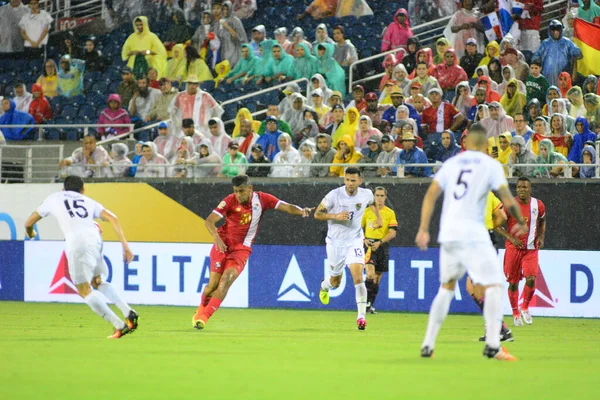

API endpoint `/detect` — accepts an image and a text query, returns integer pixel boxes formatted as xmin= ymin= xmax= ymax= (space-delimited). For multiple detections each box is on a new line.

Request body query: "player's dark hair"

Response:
xmin=374 ymin=186 xmax=387 ymax=194
xmin=232 ymin=174 xmax=250 ymax=187
xmin=517 ymin=176 xmax=531 ymax=185
xmin=345 ymin=167 xmax=361 ymax=177
xmin=468 ymin=123 xmax=487 ymax=136
xmin=64 ymin=176 xmax=84 ymax=193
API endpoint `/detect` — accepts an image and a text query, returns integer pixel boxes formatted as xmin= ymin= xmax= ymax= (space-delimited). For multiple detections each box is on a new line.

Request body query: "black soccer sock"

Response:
xmin=470 ymin=293 xmax=485 ymax=313
xmin=371 ymin=282 xmax=380 ymax=307
xmin=365 ymin=279 xmax=374 ymax=306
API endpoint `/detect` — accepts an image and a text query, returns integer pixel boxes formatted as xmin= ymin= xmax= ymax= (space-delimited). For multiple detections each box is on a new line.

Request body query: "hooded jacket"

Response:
xmin=354 ymin=115 xmax=383 ymax=150
xmin=232 ymin=108 xmax=261 ymax=138
xmin=217 ymin=1 xmax=248 ymax=68
xmin=292 ymin=43 xmax=318 ymax=80
xmin=136 ymin=142 xmax=168 ymax=178
xmin=166 ymin=44 xmax=186 ymax=82
xmin=402 ymin=37 xmax=421 ymax=75
xmin=110 ymin=143 xmax=132 ymax=178
xmin=582 ymin=74 xmax=600 ymax=96
xmin=473 ymin=75 xmax=501 ymax=104
xmin=330 ymin=134 xmax=363 ymax=177
xmin=271 ymin=132 xmax=301 ymax=178
xmin=262 ymin=44 xmax=295 ymax=78
xmin=500 ymin=78 xmax=528 ymax=118
xmin=163 ymin=9 xmax=194 ymax=44
xmin=568 ymin=116 xmax=597 ymax=163
xmin=432 ymin=48 xmax=468 ymax=90
xmin=122 ymin=16 xmax=168 ymax=78
xmin=535 ymin=138 xmax=568 ymax=177
xmin=98 ymin=94 xmax=131 ymax=136
xmin=510 ymin=135 xmax=537 ymax=177
xmin=226 ymin=43 xmax=258 ymax=83
xmin=382 ymin=8 xmax=414 ymax=52
xmin=315 ymin=43 xmax=346 ymax=95
xmin=579 ymin=145 xmax=596 ymax=178
xmin=307 ymin=73 xmax=333 ymax=107
xmin=0 ymin=99 xmax=34 ymax=140
xmin=433 ymin=131 xmax=461 ymax=163
xmin=433 ymin=38 xmax=450 ymax=65
xmin=311 ymin=133 xmax=337 ymax=177
xmin=481 ymin=102 xmax=515 ymax=139
xmin=256 ymin=117 xmax=282 ymax=161
xmin=478 ymin=41 xmax=500 ymax=70
xmin=28 ymin=84 xmax=52 ymax=124
xmin=532 ymin=20 xmax=582 ymax=87
xmin=498 ymin=65 xmax=526 ymax=96
xmin=196 ymin=139 xmax=222 ymax=177
xmin=558 ymin=71 xmax=573 ymax=98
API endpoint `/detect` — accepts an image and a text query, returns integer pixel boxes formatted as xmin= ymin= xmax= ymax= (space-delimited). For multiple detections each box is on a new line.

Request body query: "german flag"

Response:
xmin=573 ymin=18 xmax=600 ymax=76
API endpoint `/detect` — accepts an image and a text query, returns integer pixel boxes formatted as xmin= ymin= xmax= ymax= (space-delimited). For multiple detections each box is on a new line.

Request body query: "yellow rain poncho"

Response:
xmin=166 ymin=44 xmax=186 ymax=82
xmin=122 ymin=16 xmax=168 ymax=78
xmin=332 ymin=107 xmax=360 ymax=146
xmin=232 ymin=107 xmax=261 ymax=138
xmin=214 ymin=60 xmax=231 ymax=88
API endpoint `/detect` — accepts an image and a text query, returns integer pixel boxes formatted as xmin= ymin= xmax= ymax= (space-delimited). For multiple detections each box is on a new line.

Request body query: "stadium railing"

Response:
xmin=45 ymin=0 xmax=105 ymax=34
xmin=0 ymin=144 xmax=64 ymax=183
xmin=348 ymin=0 xmax=570 ymax=92
xmin=0 ymin=124 xmax=134 ymax=142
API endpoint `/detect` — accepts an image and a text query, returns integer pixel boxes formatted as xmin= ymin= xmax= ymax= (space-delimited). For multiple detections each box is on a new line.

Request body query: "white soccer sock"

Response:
xmin=422 ymin=287 xmax=454 ymax=349
xmin=321 ymin=278 xmax=334 ymax=292
xmin=84 ymin=292 xmax=126 ymax=330
xmin=97 ymin=281 xmax=132 ymax=317
xmin=483 ymin=286 xmax=503 ymax=350
xmin=355 ymin=282 xmax=367 ymax=319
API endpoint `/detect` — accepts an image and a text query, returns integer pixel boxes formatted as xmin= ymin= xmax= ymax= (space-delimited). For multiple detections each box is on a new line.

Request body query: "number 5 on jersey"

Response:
xmin=64 ymin=199 xmax=89 ymax=218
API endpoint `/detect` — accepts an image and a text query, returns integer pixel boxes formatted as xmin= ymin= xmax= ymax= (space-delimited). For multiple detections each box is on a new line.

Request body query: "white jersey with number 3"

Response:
xmin=434 ymin=150 xmax=508 ymax=243
xmin=36 ymin=191 xmax=105 ymax=249
xmin=321 ymin=186 xmax=374 ymax=243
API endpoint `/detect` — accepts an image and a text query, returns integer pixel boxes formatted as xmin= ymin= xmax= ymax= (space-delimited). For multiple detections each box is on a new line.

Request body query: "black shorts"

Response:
xmin=365 ymin=241 xmax=390 ymax=273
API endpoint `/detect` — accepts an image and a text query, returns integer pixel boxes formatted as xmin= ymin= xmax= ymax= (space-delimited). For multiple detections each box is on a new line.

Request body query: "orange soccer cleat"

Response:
xmin=192 ymin=313 xmax=207 ymax=330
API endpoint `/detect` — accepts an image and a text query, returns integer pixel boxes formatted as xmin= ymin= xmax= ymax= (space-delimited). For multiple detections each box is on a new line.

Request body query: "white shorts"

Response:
xmin=326 ymin=238 xmax=365 ymax=277
xmin=66 ymin=242 xmax=108 ymax=285
xmin=439 ymin=241 xmax=503 ymax=286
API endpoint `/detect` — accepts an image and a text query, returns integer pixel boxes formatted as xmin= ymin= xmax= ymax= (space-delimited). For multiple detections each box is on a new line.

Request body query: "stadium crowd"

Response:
xmin=0 ymin=0 xmax=599 ymax=179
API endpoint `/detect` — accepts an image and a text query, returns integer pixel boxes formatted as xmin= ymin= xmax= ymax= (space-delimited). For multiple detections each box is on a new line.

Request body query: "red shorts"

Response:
xmin=209 ymin=244 xmax=251 ymax=275
xmin=503 ymin=247 xmax=539 ymax=284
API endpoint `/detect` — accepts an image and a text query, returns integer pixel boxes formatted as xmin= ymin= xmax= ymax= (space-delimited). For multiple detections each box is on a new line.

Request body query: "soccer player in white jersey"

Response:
xmin=315 ymin=167 xmax=382 ymax=330
xmin=24 ymin=176 xmax=138 ymax=339
xmin=415 ymin=123 xmax=527 ymax=361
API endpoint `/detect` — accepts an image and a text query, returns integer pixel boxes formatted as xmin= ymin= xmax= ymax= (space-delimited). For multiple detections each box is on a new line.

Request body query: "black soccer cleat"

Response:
xmin=501 ymin=329 xmax=514 ymax=342
xmin=421 ymin=346 xmax=434 ymax=358
xmin=126 ymin=310 xmax=139 ymax=331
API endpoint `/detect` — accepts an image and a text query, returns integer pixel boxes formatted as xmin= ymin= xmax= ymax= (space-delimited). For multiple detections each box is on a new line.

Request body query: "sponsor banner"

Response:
xmin=250 ymin=246 xmax=600 ymax=318
xmin=57 ymin=17 xmax=96 ymax=32
xmin=24 ymin=241 xmax=248 ymax=308
xmin=0 ymin=241 xmax=24 ymax=301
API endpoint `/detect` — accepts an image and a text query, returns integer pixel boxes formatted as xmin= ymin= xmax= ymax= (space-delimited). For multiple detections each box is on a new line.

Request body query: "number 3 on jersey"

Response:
xmin=454 ymin=169 xmax=472 ymax=200
xmin=64 ymin=199 xmax=89 ymax=218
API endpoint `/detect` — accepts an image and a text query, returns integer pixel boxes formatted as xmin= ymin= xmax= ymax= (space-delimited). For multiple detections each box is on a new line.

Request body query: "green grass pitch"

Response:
xmin=1 ymin=302 xmax=599 ymax=400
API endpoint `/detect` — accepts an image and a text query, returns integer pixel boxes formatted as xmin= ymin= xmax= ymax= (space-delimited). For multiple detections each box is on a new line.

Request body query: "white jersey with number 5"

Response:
xmin=434 ymin=150 xmax=508 ymax=243
xmin=321 ymin=186 xmax=374 ymax=243
xmin=36 ymin=191 xmax=105 ymax=249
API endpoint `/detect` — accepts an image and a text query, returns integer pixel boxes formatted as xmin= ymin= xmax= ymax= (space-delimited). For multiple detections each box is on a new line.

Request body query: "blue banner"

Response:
xmin=0 ymin=241 xmax=24 ymax=301
xmin=248 ymin=245 xmax=480 ymax=313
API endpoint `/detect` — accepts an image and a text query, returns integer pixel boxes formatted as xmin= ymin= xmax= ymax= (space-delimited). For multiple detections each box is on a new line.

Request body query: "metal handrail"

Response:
xmin=0 ymin=124 xmax=133 ymax=141
xmin=220 ymin=78 xmax=310 ymax=108
xmin=48 ymin=0 xmax=104 ymax=34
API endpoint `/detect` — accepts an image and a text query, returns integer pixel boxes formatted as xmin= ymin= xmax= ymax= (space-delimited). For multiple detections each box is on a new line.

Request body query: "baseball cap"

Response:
xmin=158 ymin=122 xmax=168 ymax=129
xmin=331 ymin=91 xmax=343 ymax=98
xmin=120 ymin=66 xmax=133 ymax=74
xmin=381 ymin=134 xmax=394 ymax=143
xmin=252 ymin=25 xmax=266 ymax=34
xmin=410 ymin=81 xmax=422 ymax=89
xmin=332 ymin=104 xmax=344 ymax=112
xmin=251 ymin=144 xmax=263 ymax=152
xmin=352 ymin=84 xmax=364 ymax=92
xmin=365 ymin=92 xmax=378 ymax=101
xmin=428 ymin=88 xmax=443 ymax=96
xmin=228 ymin=142 xmax=239 ymax=149
xmin=182 ymin=118 xmax=195 ymax=128
xmin=466 ymin=38 xmax=477 ymax=46
xmin=265 ymin=115 xmax=278 ymax=123
xmin=366 ymin=137 xmax=379 ymax=144
xmin=311 ymin=88 xmax=323 ymax=97
xmin=390 ymin=87 xmax=404 ymax=96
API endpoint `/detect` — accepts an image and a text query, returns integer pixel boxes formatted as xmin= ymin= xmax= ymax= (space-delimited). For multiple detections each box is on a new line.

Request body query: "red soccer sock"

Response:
xmin=196 ymin=294 xmax=210 ymax=314
xmin=202 ymin=297 xmax=223 ymax=321
xmin=522 ymin=285 xmax=535 ymax=311
xmin=508 ymin=290 xmax=520 ymax=317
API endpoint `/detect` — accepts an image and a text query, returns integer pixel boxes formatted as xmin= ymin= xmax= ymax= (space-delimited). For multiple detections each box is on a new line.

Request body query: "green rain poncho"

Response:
xmin=292 ymin=42 xmax=317 ymax=80
xmin=262 ymin=44 xmax=294 ymax=79
xmin=315 ymin=43 xmax=346 ymax=96
xmin=534 ymin=138 xmax=568 ymax=177
xmin=226 ymin=44 xmax=258 ymax=83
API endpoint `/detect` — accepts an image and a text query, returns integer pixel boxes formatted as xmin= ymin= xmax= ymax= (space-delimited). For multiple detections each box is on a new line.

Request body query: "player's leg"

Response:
xmin=195 ymin=245 xmax=226 ymax=322
xmin=467 ymin=277 xmax=513 ymax=342
xmin=197 ymin=262 xmax=241 ymax=328
xmin=369 ymin=271 xmax=383 ymax=313
xmin=365 ymin=263 xmax=376 ymax=312
xmin=421 ymin=243 xmax=464 ymax=357
xmin=92 ymin=275 xmax=139 ymax=331
xmin=519 ymin=251 xmax=539 ymax=325
xmin=348 ymin=262 xmax=368 ymax=329
xmin=196 ymin=272 xmax=221 ymax=315
xmin=320 ymin=242 xmax=344 ymax=305
xmin=504 ymin=248 xmax=524 ymax=325
xmin=368 ymin=246 xmax=387 ymax=313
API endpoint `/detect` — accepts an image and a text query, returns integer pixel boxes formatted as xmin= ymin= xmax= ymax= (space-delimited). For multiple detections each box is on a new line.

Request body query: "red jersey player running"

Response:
xmin=499 ymin=177 xmax=546 ymax=326
xmin=193 ymin=175 xmax=313 ymax=330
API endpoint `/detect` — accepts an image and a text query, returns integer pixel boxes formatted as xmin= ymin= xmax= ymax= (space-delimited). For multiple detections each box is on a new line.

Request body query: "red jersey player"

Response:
xmin=499 ymin=177 xmax=546 ymax=327
xmin=192 ymin=175 xmax=313 ymax=330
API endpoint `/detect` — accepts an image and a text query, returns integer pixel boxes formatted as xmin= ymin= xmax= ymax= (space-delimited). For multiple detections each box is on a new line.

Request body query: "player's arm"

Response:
xmin=538 ymin=216 xmax=546 ymax=249
xmin=24 ymin=211 xmax=42 ymax=239
xmin=495 ymin=185 xmax=527 ymax=237
xmin=276 ymin=202 xmax=314 ymax=218
xmin=370 ymin=202 xmax=383 ymax=229
xmin=100 ymin=209 xmax=134 ymax=263
xmin=314 ymin=202 xmax=349 ymax=221
xmin=415 ymin=180 xmax=443 ymax=250
xmin=205 ymin=211 xmax=227 ymax=252
xmin=492 ymin=206 xmax=507 ymax=229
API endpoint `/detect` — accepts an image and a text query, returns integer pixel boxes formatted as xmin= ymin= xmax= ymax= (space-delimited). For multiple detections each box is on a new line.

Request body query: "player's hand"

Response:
xmin=334 ymin=211 xmax=351 ymax=221
xmin=538 ymin=237 xmax=544 ymax=249
xmin=511 ymin=221 xmax=528 ymax=239
xmin=509 ymin=236 xmax=524 ymax=249
xmin=123 ymin=246 xmax=134 ymax=264
xmin=215 ymin=236 xmax=228 ymax=253
xmin=415 ymin=230 xmax=430 ymax=251
xmin=301 ymin=207 xmax=314 ymax=218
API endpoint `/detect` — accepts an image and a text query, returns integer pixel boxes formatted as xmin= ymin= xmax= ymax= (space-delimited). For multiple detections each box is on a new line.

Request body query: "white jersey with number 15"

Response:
xmin=434 ymin=150 xmax=508 ymax=244
xmin=36 ymin=191 xmax=105 ymax=247
xmin=321 ymin=186 xmax=374 ymax=243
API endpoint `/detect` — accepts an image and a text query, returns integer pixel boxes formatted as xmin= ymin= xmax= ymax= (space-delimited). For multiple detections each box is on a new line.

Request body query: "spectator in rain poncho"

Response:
xmin=282 ymin=93 xmax=314 ymax=137
xmin=329 ymin=133 xmax=363 ymax=177
xmin=557 ymin=72 xmax=572 ymax=99
xmin=379 ymin=54 xmax=399 ymax=91
xmin=307 ymin=74 xmax=333 ymax=107
xmin=97 ymin=94 xmax=131 ymax=138
xmin=171 ymin=136 xmax=198 ymax=178
xmin=577 ymin=0 xmax=600 ymax=23
xmin=332 ymin=106 xmax=360 ymax=146
xmin=136 ymin=142 xmax=168 ymax=178
xmin=270 ymin=133 xmax=301 ymax=178
xmin=477 ymin=40 xmax=500 ymax=71
xmin=275 ymin=28 xmax=292 ymax=54
xmin=312 ymin=23 xmax=335 ymax=48
xmin=0 ymin=0 xmax=29 ymax=54
xmin=532 ymin=20 xmax=581 ymax=87
xmin=444 ymin=0 xmax=484 ymax=58
xmin=332 ymin=25 xmax=358 ymax=67
xmin=582 ymin=75 xmax=600 ymax=96
xmin=292 ymin=43 xmax=317 ymax=81
xmin=497 ymin=65 xmax=526 ymax=97
xmin=196 ymin=139 xmax=222 ymax=177
xmin=567 ymin=86 xmax=587 ymax=119
xmin=218 ymin=1 xmax=248 ymax=69
xmin=408 ymin=48 xmax=434 ymax=79
xmin=191 ymin=11 xmax=220 ymax=68
xmin=500 ymin=79 xmax=528 ymax=118
xmin=278 ymin=82 xmax=301 ymax=116
xmin=452 ymin=81 xmax=473 ymax=119
xmin=572 ymin=145 xmax=596 ymax=179
xmin=481 ymin=102 xmax=514 ymax=139
xmin=234 ymin=118 xmax=260 ymax=158
xmin=568 ymin=117 xmax=597 ymax=164
xmin=433 ymin=37 xmax=450 ymax=66
xmin=392 ymin=64 xmax=411 ymax=97
xmin=13 ymin=82 xmax=32 ymax=113
xmin=163 ymin=10 xmax=194 ymax=48
xmin=222 ymin=44 xmax=258 ymax=85
xmin=509 ymin=135 xmax=537 ymax=178
xmin=153 ymin=122 xmax=180 ymax=161
xmin=297 ymin=140 xmax=316 ymax=177
xmin=230 ymin=0 xmax=257 ymax=19
xmin=166 ymin=44 xmax=186 ymax=84
xmin=207 ymin=117 xmax=232 ymax=158
xmin=59 ymin=135 xmax=111 ymax=178
xmin=534 ymin=138 xmax=568 ymax=178
xmin=0 ymin=98 xmax=34 ymax=140
xmin=381 ymin=8 xmax=414 ymax=52
xmin=122 ymin=16 xmax=168 ymax=79
xmin=258 ymin=44 xmax=294 ymax=84
xmin=288 ymin=27 xmax=313 ymax=56
xmin=432 ymin=48 xmax=468 ymax=91
xmin=57 ymin=55 xmax=85 ymax=97
xmin=433 ymin=130 xmax=461 ymax=163
xmin=472 ymin=75 xmax=501 ymax=103
xmin=28 ymin=84 xmax=52 ymax=124
xmin=232 ymin=108 xmax=261 ymax=138
xmin=183 ymin=46 xmax=213 ymax=82
xmin=256 ymin=116 xmax=283 ymax=161
xmin=584 ymin=93 xmax=600 ymax=133
xmin=354 ymin=115 xmax=383 ymax=150
xmin=474 ymin=104 xmax=489 ymax=123
xmin=315 ymin=43 xmax=346 ymax=95
xmin=550 ymin=99 xmax=575 ymax=133
xmin=110 ymin=143 xmax=133 ymax=178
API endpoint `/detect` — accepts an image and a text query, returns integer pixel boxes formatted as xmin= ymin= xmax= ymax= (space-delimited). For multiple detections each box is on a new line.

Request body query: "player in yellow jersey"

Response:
xmin=362 ymin=187 xmax=398 ymax=314
xmin=467 ymin=192 xmax=514 ymax=342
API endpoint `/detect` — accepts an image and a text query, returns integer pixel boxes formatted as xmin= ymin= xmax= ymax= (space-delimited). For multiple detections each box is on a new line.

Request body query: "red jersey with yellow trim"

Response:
xmin=212 ymin=191 xmax=281 ymax=248
xmin=506 ymin=196 xmax=545 ymax=251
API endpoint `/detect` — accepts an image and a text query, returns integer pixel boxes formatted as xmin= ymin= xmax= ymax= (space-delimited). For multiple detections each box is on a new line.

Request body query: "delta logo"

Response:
xmin=49 ymin=252 xmax=77 ymax=294
xmin=519 ymin=266 xmax=555 ymax=308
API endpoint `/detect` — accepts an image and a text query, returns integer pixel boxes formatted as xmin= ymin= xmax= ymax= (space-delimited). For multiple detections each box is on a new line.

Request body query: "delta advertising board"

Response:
xmin=16 ymin=241 xmax=600 ymax=318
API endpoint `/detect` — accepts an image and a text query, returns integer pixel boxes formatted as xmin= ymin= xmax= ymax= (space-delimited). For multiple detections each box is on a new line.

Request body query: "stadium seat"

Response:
xmin=78 ymin=105 xmax=96 ymax=121
xmin=44 ymin=128 xmax=61 ymax=141
xmin=60 ymin=105 xmax=79 ymax=121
